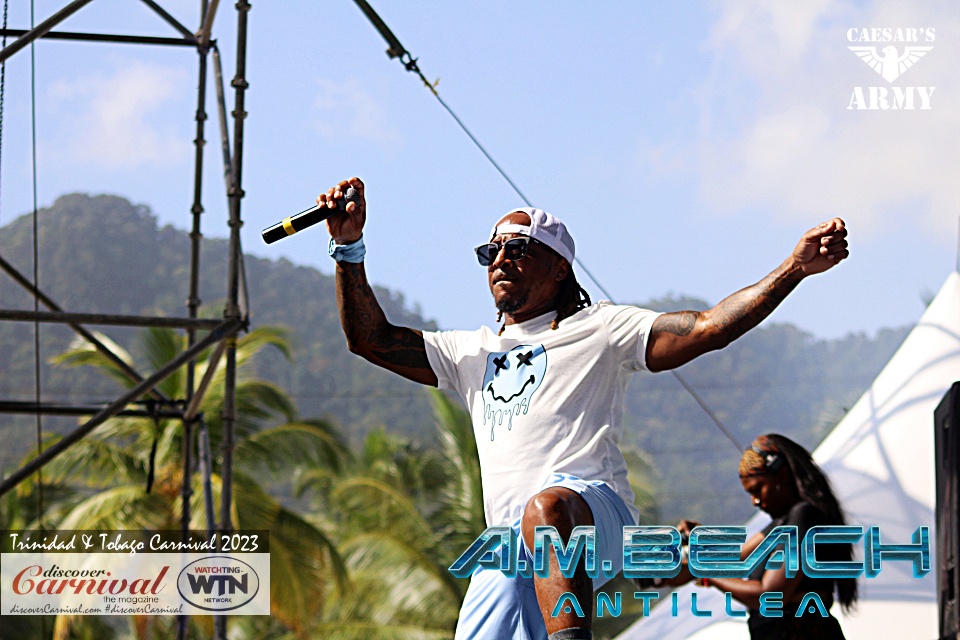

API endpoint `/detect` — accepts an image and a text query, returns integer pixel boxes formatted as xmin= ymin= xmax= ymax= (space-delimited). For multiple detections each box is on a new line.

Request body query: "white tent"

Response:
xmin=619 ymin=271 xmax=960 ymax=640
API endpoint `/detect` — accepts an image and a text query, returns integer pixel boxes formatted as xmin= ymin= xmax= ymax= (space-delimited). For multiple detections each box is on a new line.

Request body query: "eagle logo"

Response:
xmin=481 ymin=344 xmax=547 ymax=440
xmin=848 ymin=45 xmax=933 ymax=83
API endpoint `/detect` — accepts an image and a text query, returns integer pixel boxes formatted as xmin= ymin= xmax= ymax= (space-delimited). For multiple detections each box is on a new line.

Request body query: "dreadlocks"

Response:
xmin=550 ymin=268 xmax=591 ymax=330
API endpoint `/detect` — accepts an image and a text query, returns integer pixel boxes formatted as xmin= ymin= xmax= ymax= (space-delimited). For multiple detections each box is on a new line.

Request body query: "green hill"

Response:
xmin=0 ymin=194 xmax=437 ymax=464
xmin=622 ymin=295 xmax=908 ymax=523
xmin=0 ymin=194 xmax=909 ymax=524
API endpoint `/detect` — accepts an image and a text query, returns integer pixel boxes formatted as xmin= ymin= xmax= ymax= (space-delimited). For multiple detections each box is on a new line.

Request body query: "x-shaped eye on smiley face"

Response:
xmin=493 ymin=350 xmax=535 ymax=374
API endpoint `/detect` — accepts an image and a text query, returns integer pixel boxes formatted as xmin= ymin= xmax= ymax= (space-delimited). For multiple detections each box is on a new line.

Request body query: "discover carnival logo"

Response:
xmin=2 ymin=530 xmax=271 ymax=616
xmin=846 ymin=27 xmax=935 ymax=110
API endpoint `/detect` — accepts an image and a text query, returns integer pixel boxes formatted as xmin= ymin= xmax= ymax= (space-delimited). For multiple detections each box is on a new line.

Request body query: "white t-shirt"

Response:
xmin=423 ymin=301 xmax=661 ymax=528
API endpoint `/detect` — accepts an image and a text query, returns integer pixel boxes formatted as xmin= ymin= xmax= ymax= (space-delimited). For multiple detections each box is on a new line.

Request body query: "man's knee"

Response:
xmin=521 ymin=487 xmax=593 ymax=538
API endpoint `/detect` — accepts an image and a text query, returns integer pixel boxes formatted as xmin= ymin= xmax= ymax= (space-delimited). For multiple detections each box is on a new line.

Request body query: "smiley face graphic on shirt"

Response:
xmin=481 ymin=344 xmax=547 ymax=440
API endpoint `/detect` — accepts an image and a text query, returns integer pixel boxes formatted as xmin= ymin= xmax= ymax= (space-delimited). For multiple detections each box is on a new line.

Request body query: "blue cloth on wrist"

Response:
xmin=328 ymin=235 xmax=365 ymax=263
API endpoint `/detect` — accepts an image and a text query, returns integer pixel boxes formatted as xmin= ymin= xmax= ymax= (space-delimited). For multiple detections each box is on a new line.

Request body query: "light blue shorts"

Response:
xmin=453 ymin=473 xmax=635 ymax=640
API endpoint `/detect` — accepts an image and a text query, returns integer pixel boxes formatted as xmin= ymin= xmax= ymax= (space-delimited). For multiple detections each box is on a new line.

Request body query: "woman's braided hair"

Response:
xmin=741 ymin=433 xmax=859 ymax=612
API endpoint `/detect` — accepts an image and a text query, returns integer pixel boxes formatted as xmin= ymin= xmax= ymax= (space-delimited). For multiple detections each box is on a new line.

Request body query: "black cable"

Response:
xmin=432 ymin=93 xmax=532 ymax=207
xmin=30 ymin=0 xmax=47 ymax=529
xmin=671 ymin=372 xmax=744 ymax=451
xmin=0 ymin=0 xmax=7 ymax=222
xmin=29 ymin=5 xmax=49 ymax=639
xmin=352 ymin=1 xmax=742 ymax=454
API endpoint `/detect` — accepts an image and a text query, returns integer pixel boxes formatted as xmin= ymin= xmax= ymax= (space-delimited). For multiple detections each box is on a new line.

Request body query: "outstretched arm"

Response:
xmin=645 ymin=219 xmax=849 ymax=372
xmin=696 ymin=530 xmax=804 ymax=608
xmin=322 ymin=178 xmax=439 ymax=387
xmin=704 ymin=567 xmax=804 ymax=610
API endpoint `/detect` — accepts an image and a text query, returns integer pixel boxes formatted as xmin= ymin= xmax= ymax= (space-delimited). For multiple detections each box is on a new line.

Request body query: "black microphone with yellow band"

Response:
xmin=261 ymin=187 xmax=359 ymax=244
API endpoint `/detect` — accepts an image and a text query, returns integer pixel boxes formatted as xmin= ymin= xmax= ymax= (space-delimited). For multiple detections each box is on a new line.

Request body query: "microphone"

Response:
xmin=261 ymin=187 xmax=360 ymax=244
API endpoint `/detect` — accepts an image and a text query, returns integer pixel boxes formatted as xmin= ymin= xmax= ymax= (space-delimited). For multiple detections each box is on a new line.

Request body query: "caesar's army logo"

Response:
xmin=847 ymin=27 xmax=935 ymax=110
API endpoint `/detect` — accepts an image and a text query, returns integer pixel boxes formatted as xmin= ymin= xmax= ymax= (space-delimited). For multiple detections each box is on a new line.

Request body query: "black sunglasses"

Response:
xmin=475 ymin=237 xmax=543 ymax=266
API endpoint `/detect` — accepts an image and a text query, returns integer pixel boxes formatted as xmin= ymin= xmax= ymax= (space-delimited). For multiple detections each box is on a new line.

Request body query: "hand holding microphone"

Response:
xmin=261 ymin=177 xmax=365 ymax=244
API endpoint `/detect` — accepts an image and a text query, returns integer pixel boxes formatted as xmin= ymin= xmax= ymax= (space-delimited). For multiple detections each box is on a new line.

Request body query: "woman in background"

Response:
xmin=687 ymin=434 xmax=858 ymax=640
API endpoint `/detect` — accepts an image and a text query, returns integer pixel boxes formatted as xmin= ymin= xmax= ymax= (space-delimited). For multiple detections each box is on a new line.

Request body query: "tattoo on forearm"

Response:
xmin=653 ymin=311 xmax=699 ymax=337
xmin=709 ymin=267 xmax=802 ymax=343
xmin=337 ymin=263 xmax=432 ymax=371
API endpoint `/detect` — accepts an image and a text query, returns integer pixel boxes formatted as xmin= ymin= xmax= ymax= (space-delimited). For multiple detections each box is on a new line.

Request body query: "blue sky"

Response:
xmin=0 ymin=0 xmax=956 ymax=338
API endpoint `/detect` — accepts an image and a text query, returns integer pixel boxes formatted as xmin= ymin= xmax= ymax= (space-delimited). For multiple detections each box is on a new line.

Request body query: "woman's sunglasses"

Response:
xmin=474 ymin=237 xmax=543 ymax=266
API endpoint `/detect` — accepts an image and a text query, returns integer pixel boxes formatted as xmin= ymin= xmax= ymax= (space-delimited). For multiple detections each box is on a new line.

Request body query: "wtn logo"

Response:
xmin=846 ymin=27 xmax=935 ymax=110
xmin=177 ymin=556 xmax=261 ymax=612
xmin=186 ymin=572 xmax=249 ymax=596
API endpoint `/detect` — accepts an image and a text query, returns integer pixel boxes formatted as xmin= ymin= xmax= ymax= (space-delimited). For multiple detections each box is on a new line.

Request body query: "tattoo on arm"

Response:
xmin=652 ymin=310 xmax=699 ymax=337
xmin=369 ymin=327 xmax=432 ymax=370
xmin=646 ymin=261 xmax=803 ymax=371
xmin=708 ymin=265 xmax=803 ymax=344
xmin=336 ymin=263 xmax=433 ymax=373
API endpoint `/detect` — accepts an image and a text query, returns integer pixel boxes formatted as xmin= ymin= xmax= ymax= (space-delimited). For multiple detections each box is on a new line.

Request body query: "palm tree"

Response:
xmin=41 ymin=326 xmax=350 ymax=638
xmin=287 ymin=389 xmax=484 ymax=640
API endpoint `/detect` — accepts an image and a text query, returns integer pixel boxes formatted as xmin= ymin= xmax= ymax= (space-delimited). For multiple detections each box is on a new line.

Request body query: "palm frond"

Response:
xmin=154 ymin=417 xmax=185 ymax=468
xmin=341 ymin=531 xmax=464 ymax=610
xmin=199 ymin=325 xmax=293 ymax=388
xmin=268 ymin=506 xmax=349 ymax=633
xmin=41 ymin=433 xmax=146 ymax=489
xmin=50 ymin=331 xmax=137 ymax=389
xmin=230 ymin=478 xmax=347 ymax=632
xmin=57 ymin=485 xmax=172 ymax=530
xmin=331 ymin=477 xmax=434 ymax=546
xmin=621 ymin=446 xmax=661 ymax=524
xmin=293 ymin=467 xmax=341 ymax=502
xmin=234 ymin=380 xmax=299 ymax=428
xmin=139 ymin=326 xmax=185 ymax=398
xmin=429 ymin=390 xmax=485 ymax=559
xmin=236 ymin=325 xmax=294 ymax=363
xmin=2 ymin=481 xmax=75 ymax=534
xmin=199 ymin=379 xmax=298 ymax=443
xmin=237 ymin=419 xmax=351 ymax=477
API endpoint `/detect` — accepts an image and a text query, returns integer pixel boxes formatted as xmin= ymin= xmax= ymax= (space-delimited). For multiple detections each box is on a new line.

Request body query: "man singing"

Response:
xmin=319 ymin=177 xmax=849 ymax=640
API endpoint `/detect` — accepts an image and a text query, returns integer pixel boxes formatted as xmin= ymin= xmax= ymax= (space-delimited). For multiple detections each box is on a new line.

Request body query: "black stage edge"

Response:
xmin=936 ymin=381 xmax=960 ymax=640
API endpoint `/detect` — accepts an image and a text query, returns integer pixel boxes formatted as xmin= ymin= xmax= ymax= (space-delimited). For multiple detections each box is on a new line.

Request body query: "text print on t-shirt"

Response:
xmin=481 ymin=344 xmax=547 ymax=439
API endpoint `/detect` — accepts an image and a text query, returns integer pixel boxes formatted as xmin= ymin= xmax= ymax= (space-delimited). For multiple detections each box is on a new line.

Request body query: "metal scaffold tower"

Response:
xmin=0 ymin=1 xmax=251 ymax=638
